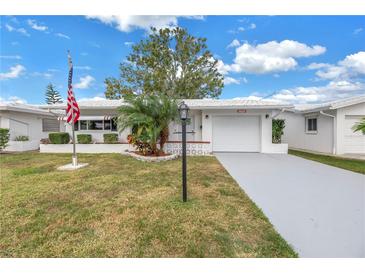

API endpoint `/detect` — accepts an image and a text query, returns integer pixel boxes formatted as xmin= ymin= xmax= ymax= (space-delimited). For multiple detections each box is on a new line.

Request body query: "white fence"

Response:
xmin=164 ymin=142 xmax=211 ymax=156
xmin=40 ymin=144 xmax=131 ymax=154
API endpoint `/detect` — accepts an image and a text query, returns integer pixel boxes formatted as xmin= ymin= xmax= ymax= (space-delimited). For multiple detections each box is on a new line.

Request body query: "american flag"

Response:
xmin=66 ymin=51 xmax=80 ymax=124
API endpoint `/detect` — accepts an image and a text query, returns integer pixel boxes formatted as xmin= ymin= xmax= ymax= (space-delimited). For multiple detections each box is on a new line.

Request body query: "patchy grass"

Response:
xmin=0 ymin=152 xmax=296 ymax=258
xmin=289 ymin=149 xmax=365 ymax=174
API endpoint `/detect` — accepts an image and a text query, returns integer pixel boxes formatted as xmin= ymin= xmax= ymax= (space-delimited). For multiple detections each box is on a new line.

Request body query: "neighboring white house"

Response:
xmin=39 ymin=99 xmax=292 ymax=154
xmin=0 ymin=103 xmax=63 ymax=151
xmin=275 ymin=95 xmax=365 ymax=155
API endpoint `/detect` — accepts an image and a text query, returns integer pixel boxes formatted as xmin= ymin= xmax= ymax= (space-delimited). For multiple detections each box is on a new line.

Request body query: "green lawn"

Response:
xmin=0 ymin=152 xmax=296 ymax=258
xmin=289 ymin=149 xmax=365 ymax=174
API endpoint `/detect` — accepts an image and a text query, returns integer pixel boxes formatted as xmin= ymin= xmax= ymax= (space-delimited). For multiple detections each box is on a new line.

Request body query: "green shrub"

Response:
xmin=15 ymin=135 xmax=29 ymax=141
xmin=77 ymin=134 xmax=92 ymax=144
xmin=0 ymin=128 xmax=10 ymax=151
xmin=272 ymin=119 xmax=285 ymax=144
xmin=49 ymin=132 xmax=70 ymax=144
xmin=103 ymin=133 xmax=118 ymax=144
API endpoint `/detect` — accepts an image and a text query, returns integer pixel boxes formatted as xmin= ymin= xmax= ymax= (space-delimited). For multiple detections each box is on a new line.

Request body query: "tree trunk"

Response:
xmin=159 ymin=127 xmax=169 ymax=152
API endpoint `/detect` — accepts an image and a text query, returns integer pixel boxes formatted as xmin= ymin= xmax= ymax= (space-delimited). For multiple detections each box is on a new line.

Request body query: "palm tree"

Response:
xmin=352 ymin=117 xmax=365 ymax=134
xmin=118 ymin=94 xmax=178 ymax=155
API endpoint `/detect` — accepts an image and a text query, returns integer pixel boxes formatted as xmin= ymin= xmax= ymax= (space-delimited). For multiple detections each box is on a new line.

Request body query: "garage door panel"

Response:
xmin=212 ymin=116 xmax=260 ymax=152
xmin=344 ymin=116 xmax=365 ymax=154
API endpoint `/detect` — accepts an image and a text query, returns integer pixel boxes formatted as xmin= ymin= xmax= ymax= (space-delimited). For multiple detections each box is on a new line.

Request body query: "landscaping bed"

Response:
xmin=0 ymin=152 xmax=296 ymax=257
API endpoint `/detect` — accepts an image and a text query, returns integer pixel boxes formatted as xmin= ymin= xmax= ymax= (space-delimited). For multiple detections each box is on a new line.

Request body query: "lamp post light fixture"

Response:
xmin=178 ymin=101 xmax=189 ymax=202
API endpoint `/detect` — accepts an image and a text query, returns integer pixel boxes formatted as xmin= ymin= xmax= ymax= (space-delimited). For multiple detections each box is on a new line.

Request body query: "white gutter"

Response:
xmin=319 ymin=111 xmax=336 ymax=154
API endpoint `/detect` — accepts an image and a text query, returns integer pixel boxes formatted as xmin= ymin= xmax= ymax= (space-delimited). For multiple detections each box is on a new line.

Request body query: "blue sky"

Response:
xmin=1 ymin=15 xmax=364 ymax=104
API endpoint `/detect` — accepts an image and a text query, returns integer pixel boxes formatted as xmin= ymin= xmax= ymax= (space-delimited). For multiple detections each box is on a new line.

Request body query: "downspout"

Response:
xmin=319 ymin=111 xmax=336 ymax=154
xmin=272 ymin=108 xmax=288 ymax=119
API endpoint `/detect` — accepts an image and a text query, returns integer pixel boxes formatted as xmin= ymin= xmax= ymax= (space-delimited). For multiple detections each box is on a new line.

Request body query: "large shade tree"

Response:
xmin=105 ymin=27 xmax=224 ymax=99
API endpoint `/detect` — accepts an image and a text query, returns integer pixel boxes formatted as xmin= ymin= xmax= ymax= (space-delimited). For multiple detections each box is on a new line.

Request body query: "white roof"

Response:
xmin=38 ymin=99 xmax=124 ymax=110
xmin=294 ymin=95 xmax=365 ymax=113
xmin=183 ymin=99 xmax=292 ymax=109
xmin=38 ymin=98 xmax=292 ymax=110
xmin=0 ymin=102 xmax=59 ymax=116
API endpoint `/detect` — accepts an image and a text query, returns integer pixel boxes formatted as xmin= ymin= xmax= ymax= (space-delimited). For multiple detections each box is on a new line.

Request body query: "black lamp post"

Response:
xmin=178 ymin=101 xmax=189 ymax=202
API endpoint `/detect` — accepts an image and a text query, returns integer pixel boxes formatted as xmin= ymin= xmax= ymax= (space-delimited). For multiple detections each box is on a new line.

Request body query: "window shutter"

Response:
xmin=42 ymin=119 xmax=60 ymax=132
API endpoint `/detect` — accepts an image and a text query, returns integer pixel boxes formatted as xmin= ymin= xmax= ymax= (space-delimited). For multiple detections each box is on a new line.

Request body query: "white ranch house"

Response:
xmin=39 ymin=99 xmax=291 ymax=154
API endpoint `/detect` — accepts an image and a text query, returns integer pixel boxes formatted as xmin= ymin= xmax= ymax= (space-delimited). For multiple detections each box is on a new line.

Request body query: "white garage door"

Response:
xmin=344 ymin=116 xmax=365 ymax=154
xmin=212 ymin=115 xmax=260 ymax=152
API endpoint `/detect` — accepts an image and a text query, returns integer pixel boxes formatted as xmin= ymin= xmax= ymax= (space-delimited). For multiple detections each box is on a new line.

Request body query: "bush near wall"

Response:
xmin=103 ymin=133 xmax=118 ymax=144
xmin=14 ymin=135 xmax=29 ymax=141
xmin=0 ymin=128 xmax=10 ymax=151
xmin=272 ymin=119 xmax=285 ymax=144
xmin=77 ymin=134 xmax=92 ymax=144
xmin=49 ymin=132 xmax=70 ymax=144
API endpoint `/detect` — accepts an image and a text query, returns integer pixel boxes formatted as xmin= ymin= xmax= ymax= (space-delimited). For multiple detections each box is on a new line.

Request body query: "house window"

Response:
xmin=306 ymin=117 xmax=317 ymax=133
xmin=80 ymin=120 xmax=88 ymax=130
xmin=111 ymin=118 xmax=118 ymax=131
xmin=104 ymin=119 xmax=111 ymax=130
xmin=88 ymin=120 xmax=103 ymax=130
xmin=42 ymin=119 xmax=60 ymax=132
xmin=76 ymin=118 xmax=117 ymax=131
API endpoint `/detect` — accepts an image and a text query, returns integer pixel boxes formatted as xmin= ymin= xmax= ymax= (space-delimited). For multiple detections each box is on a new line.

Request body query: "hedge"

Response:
xmin=77 ymin=134 xmax=92 ymax=144
xmin=49 ymin=132 xmax=70 ymax=144
xmin=0 ymin=128 xmax=10 ymax=150
xmin=103 ymin=133 xmax=118 ymax=144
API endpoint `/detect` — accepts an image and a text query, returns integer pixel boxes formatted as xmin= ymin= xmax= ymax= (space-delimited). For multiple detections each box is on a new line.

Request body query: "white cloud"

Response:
xmin=224 ymin=77 xmax=240 ymax=85
xmin=242 ymin=77 xmax=248 ymax=83
xmin=86 ymin=15 xmax=204 ymax=33
xmin=55 ymin=33 xmax=70 ymax=39
xmin=238 ymin=27 xmax=245 ymax=32
xmin=74 ymin=75 xmax=95 ymax=89
xmin=124 ymin=41 xmax=134 ymax=46
xmin=78 ymin=96 xmax=106 ymax=102
xmin=227 ymin=39 xmax=240 ymax=49
xmin=353 ymin=28 xmax=363 ymax=35
xmin=309 ymin=51 xmax=365 ymax=81
xmin=339 ymin=51 xmax=365 ymax=74
xmin=30 ymin=72 xmax=53 ymax=79
xmin=249 ymin=23 xmax=256 ymax=30
xmin=229 ymin=40 xmax=326 ymax=74
xmin=86 ymin=15 xmax=178 ymax=32
xmin=5 ymin=24 xmax=30 ymax=37
xmin=74 ymin=66 xmax=92 ymax=70
xmin=0 ymin=64 xmax=26 ymax=80
xmin=215 ymin=59 xmax=231 ymax=75
xmin=0 ymin=55 xmax=21 ymax=60
xmin=27 ymin=19 xmax=48 ymax=31
xmin=0 ymin=96 xmax=27 ymax=104
xmin=271 ymin=80 xmax=365 ymax=104
xmin=81 ymin=52 xmax=88 ymax=56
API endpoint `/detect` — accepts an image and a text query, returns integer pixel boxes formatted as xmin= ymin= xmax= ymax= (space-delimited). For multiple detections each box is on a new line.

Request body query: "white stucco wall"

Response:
xmin=335 ymin=102 xmax=365 ymax=155
xmin=200 ymin=109 xmax=282 ymax=153
xmin=277 ymin=111 xmax=334 ymax=154
xmin=0 ymin=111 xmax=60 ymax=142
xmin=278 ymin=102 xmax=365 ymax=155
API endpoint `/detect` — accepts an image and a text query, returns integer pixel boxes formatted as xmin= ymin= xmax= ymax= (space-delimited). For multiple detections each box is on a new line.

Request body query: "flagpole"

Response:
xmin=72 ymin=112 xmax=77 ymax=167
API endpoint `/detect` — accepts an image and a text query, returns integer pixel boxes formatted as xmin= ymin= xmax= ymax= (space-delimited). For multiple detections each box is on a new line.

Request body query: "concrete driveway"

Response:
xmin=215 ymin=152 xmax=365 ymax=258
